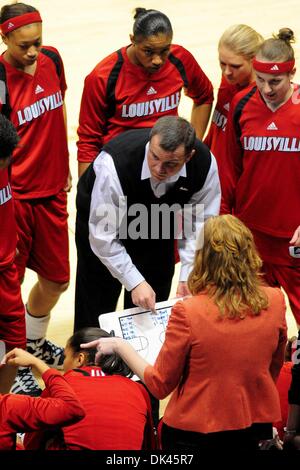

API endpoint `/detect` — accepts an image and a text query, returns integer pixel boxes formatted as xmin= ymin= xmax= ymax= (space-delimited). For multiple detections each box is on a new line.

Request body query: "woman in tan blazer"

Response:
xmin=82 ymin=215 xmax=287 ymax=451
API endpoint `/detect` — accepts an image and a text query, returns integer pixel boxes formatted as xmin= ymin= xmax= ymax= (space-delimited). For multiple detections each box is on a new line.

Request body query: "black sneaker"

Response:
xmin=10 ymin=367 xmax=42 ymax=396
xmin=27 ymin=337 xmax=64 ymax=370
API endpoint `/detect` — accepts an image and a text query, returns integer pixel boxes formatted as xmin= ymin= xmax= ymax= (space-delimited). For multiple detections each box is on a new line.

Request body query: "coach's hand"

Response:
xmin=131 ymin=281 xmax=156 ymax=313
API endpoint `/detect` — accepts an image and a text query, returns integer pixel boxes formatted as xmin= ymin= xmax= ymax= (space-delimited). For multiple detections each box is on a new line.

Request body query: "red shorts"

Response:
xmin=14 ymin=191 xmax=70 ymax=283
xmin=251 ymin=230 xmax=300 ymax=325
xmin=0 ymin=263 xmax=26 ymax=350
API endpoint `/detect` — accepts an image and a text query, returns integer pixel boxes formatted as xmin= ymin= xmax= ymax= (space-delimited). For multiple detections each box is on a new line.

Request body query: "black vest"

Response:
xmin=76 ymin=128 xmax=211 ymax=279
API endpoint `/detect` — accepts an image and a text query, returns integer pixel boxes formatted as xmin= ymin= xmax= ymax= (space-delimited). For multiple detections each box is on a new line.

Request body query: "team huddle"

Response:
xmin=0 ymin=1 xmax=300 ymax=452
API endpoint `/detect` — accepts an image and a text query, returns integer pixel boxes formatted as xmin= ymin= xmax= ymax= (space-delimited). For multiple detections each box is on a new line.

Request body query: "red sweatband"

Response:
xmin=1 ymin=12 xmax=42 ymax=35
xmin=253 ymin=58 xmax=295 ymax=74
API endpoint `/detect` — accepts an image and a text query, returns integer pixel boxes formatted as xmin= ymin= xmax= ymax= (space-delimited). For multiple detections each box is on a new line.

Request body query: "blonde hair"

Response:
xmin=188 ymin=215 xmax=268 ymax=319
xmin=256 ymin=28 xmax=295 ymax=62
xmin=218 ymin=24 xmax=264 ymax=60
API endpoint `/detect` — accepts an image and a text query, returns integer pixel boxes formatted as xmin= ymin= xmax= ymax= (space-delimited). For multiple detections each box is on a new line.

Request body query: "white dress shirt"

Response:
xmin=89 ymin=143 xmax=221 ymax=292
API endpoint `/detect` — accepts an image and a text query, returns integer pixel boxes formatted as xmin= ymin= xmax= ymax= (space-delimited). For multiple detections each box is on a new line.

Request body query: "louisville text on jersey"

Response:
xmin=0 ymin=183 xmax=12 ymax=206
xmin=17 ymin=91 xmax=63 ymax=125
xmin=243 ymin=136 xmax=300 ymax=152
xmin=121 ymin=92 xmax=180 ymax=118
xmin=211 ymin=108 xmax=227 ymax=131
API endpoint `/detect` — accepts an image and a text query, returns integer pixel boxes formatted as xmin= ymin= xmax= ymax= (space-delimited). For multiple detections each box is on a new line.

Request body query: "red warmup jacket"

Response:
xmin=221 ymin=83 xmax=300 ymax=239
xmin=0 ymin=47 xmax=69 ymax=199
xmin=0 ymin=369 xmax=85 ymax=450
xmin=77 ymin=44 xmax=213 ymax=163
xmin=24 ymin=366 xmax=156 ymax=450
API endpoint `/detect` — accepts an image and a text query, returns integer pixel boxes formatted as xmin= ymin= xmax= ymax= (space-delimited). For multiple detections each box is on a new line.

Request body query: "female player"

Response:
xmin=81 ymin=215 xmax=287 ymax=451
xmin=77 ymin=7 xmax=213 ymax=176
xmin=204 ymin=24 xmax=263 ymax=183
xmin=1 ymin=348 xmax=84 ymax=450
xmin=221 ymin=28 xmax=300 ymax=329
xmin=0 ymin=2 xmax=71 ymax=394
xmin=23 ymin=328 xmax=155 ymax=450
xmin=0 ymin=114 xmax=24 ymax=394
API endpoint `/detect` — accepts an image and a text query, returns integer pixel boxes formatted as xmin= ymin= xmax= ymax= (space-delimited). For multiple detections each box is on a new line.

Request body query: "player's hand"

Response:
xmin=4 ymin=348 xmax=49 ymax=374
xmin=131 ymin=281 xmax=157 ymax=313
xmin=63 ymin=170 xmax=72 ymax=192
xmin=176 ymin=281 xmax=190 ymax=297
xmin=290 ymin=226 xmax=300 ymax=247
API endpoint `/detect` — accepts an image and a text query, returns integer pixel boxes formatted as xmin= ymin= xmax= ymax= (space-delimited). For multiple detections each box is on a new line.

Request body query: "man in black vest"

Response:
xmin=75 ymin=116 xmax=220 ymax=330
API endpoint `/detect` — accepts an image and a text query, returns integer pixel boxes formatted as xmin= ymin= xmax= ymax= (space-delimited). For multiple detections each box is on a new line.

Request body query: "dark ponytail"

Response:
xmin=132 ymin=7 xmax=173 ymax=41
xmin=67 ymin=327 xmax=133 ymax=378
xmin=0 ymin=2 xmax=38 ymax=24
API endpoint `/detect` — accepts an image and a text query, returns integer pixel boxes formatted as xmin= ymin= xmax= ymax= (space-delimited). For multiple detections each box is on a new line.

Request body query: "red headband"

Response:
xmin=1 ymin=12 xmax=42 ymax=35
xmin=253 ymin=58 xmax=295 ymax=74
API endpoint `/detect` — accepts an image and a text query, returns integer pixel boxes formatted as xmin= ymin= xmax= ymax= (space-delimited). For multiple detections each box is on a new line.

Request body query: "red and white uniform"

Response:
xmin=222 ymin=83 xmax=300 ymax=237
xmin=0 ymin=46 xmax=68 ymax=199
xmin=24 ymin=366 xmax=154 ymax=450
xmin=0 ymin=369 xmax=85 ymax=450
xmin=221 ymin=83 xmax=300 ymax=322
xmin=204 ymin=76 xmax=253 ymax=185
xmin=77 ymin=44 xmax=213 ymax=163
xmin=0 ymin=47 xmax=70 ymax=283
xmin=0 ymin=167 xmax=25 ymax=349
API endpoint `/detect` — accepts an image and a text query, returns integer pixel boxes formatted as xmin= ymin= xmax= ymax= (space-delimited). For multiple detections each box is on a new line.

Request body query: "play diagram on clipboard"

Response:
xmin=99 ymin=298 xmax=181 ymax=366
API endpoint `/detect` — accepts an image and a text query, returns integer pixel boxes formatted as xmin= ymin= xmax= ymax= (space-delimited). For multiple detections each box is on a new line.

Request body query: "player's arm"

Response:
xmin=4 ymin=349 xmax=85 ymax=431
xmin=77 ymin=71 xmax=108 ymax=177
xmin=179 ymin=46 xmax=214 ymax=139
xmin=220 ymin=97 xmax=244 ymax=214
xmin=178 ymin=153 xmax=221 ymax=289
xmin=62 ymin=102 xmax=72 ymax=191
xmin=191 ymin=102 xmax=212 ymax=140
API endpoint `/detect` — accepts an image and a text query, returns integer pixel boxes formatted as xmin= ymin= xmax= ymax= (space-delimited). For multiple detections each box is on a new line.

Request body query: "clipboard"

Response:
xmin=99 ymin=298 xmax=181 ymax=366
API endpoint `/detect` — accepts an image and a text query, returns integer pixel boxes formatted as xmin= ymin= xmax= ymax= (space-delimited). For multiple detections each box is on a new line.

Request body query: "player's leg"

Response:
xmin=271 ymin=265 xmax=300 ymax=330
xmin=23 ymin=192 xmax=70 ymax=368
xmin=12 ymin=193 xmax=69 ymax=395
xmin=25 ymin=275 xmax=69 ymax=368
xmin=0 ymin=264 xmax=34 ymax=395
xmin=261 ymin=261 xmax=281 ymax=288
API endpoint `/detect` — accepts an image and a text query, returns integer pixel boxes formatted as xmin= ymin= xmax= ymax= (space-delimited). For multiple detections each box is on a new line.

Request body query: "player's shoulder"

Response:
xmin=40 ymin=45 xmax=61 ymax=57
xmin=169 ymin=44 xmax=196 ymax=61
xmin=91 ymin=46 xmax=126 ymax=75
xmin=231 ymin=83 xmax=258 ymax=111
